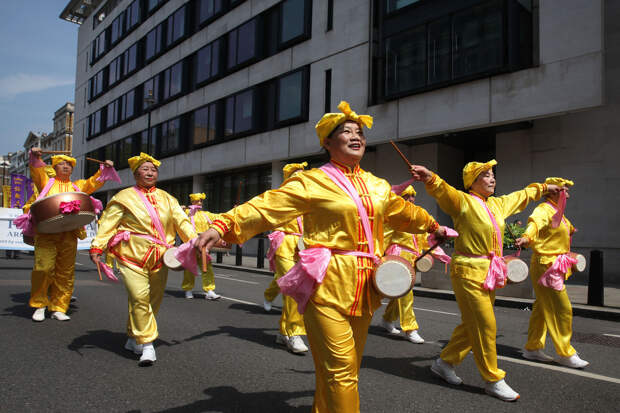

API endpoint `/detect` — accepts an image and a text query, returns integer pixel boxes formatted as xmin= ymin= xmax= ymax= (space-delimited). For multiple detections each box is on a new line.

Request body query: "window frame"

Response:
xmin=274 ymin=66 xmax=309 ymax=127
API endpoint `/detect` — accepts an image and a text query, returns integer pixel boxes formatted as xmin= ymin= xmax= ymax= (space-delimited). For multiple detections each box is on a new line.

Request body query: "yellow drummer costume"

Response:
xmin=90 ymin=154 xmax=196 ymax=349
xmin=521 ymin=178 xmax=588 ymax=367
xmin=263 ymin=163 xmax=308 ymax=353
xmin=209 ymin=102 xmax=439 ymax=413
xmin=182 ymin=193 xmax=220 ymax=300
xmin=425 ymin=160 xmax=547 ymax=396
xmin=28 ymin=153 xmax=105 ymax=319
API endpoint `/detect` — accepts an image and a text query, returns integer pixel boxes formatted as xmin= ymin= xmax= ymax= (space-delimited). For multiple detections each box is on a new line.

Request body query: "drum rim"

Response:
xmin=373 ymin=255 xmax=416 ymax=298
xmin=163 ymin=247 xmax=183 ymax=269
xmin=31 ymin=191 xmax=91 ymax=206
xmin=505 ymin=256 xmax=529 ymax=282
xmin=414 ymin=254 xmax=434 ymax=272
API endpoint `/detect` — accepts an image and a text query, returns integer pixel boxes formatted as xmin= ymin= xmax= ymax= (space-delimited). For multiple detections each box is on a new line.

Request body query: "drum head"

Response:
xmin=373 ymin=255 xmax=415 ymax=298
xmin=574 ymin=254 xmax=586 ymax=272
xmin=415 ymin=255 xmax=434 ymax=272
xmin=297 ymin=236 xmax=305 ymax=251
xmin=506 ymin=257 xmax=528 ymax=283
xmin=36 ymin=212 xmax=96 ymax=234
xmin=163 ymin=248 xmax=183 ymax=270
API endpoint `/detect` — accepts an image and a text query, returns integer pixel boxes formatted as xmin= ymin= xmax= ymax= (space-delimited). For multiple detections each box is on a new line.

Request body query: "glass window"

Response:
xmin=110 ymin=14 xmax=124 ymax=45
xmin=234 ymin=90 xmax=254 ymax=134
xmin=145 ymin=24 xmax=163 ymax=61
xmin=121 ymin=89 xmax=136 ymax=121
xmin=428 ymin=16 xmax=451 ymax=85
xmin=126 ymin=0 xmax=141 ymax=30
xmin=104 ymin=143 xmax=116 ymax=166
xmin=106 ymin=100 xmax=118 ymax=128
xmin=386 ymin=0 xmax=420 ymax=13
xmin=109 ymin=56 xmax=122 ymax=85
xmin=123 ymin=43 xmax=138 ymax=76
xmin=160 ymin=117 xmax=181 ymax=156
xmin=147 ymin=0 xmax=165 ymax=13
xmin=277 ymin=71 xmax=303 ymax=122
xmin=192 ymin=103 xmax=217 ymax=146
xmin=118 ymin=136 xmax=133 ymax=169
xmin=163 ymin=61 xmax=183 ymax=100
xmin=385 ymin=25 xmax=426 ymax=96
xmin=195 ymin=40 xmax=220 ymax=84
xmin=224 ymin=96 xmax=234 ymax=136
xmin=228 ymin=19 xmax=256 ymax=69
xmin=280 ymin=0 xmax=306 ymax=44
xmin=167 ymin=6 xmax=186 ymax=46
xmin=198 ymin=0 xmax=222 ymax=25
xmin=143 ymin=76 xmax=160 ymax=109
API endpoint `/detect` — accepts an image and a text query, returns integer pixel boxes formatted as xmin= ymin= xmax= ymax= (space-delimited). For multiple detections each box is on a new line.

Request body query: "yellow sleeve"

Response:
xmin=424 ymin=174 xmax=463 ymax=218
xmin=74 ymin=169 xmax=104 ymax=194
xmin=91 ymin=200 xmax=124 ymax=252
xmin=384 ymin=190 xmax=438 ymax=234
xmin=495 ymin=183 xmax=545 ymax=218
xmin=170 ymin=195 xmax=197 ymax=242
xmin=211 ymin=176 xmax=311 ymax=243
xmin=524 ymin=203 xmax=551 ymax=242
xmin=29 ymin=164 xmax=50 ymax=192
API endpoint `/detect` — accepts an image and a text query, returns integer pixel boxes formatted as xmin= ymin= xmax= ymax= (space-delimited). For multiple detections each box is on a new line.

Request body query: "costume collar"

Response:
xmin=137 ymin=185 xmax=157 ymax=193
xmin=469 ymin=190 xmax=488 ymax=201
xmin=331 ymin=159 xmax=361 ymax=175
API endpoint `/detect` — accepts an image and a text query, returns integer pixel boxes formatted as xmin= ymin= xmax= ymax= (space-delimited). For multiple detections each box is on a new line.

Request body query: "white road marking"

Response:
xmin=220 ymin=295 xmax=260 ymax=306
xmin=75 ymin=262 xmax=83 ymax=266
xmin=497 ymin=355 xmax=620 ymax=385
xmin=603 ymin=333 xmax=620 ymax=338
xmin=214 ymin=275 xmax=258 ymax=285
xmin=414 ymin=307 xmax=459 ymax=316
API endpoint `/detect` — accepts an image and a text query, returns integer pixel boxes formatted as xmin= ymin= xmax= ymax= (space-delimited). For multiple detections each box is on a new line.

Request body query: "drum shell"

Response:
xmin=163 ymin=247 xmax=183 ymax=271
xmin=569 ymin=252 xmax=586 ymax=272
xmin=30 ymin=192 xmax=95 ymax=234
xmin=372 ymin=255 xmax=416 ymax=299
xmin=414 ymin=255 xmax=434 ymax=272
xmin=505 ymin=256 xmax=529 ymax=283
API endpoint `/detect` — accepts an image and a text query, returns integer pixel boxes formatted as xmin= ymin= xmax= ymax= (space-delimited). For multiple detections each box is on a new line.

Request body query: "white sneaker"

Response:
xmin=32 ymin=307 xmax=46 ymax=322
xmin=139 ymin=343 xmax=156 ymax=366
xmin=51 ymin=311 xmax=70 ymax=321
xmin=557 ymin=353 xmax=589 ymax=369
xmin=124 ymin=338 xmax=144 ymax=355
xmin=205 ymin=290 xmax=221 ymax=300
xmin=184 ymin=290 xmax=194 ymax=299
xmin=430 ymin=358 xmax=462 ymax=385
xmin=263 ymin=299 xmax=273 ymax=312
xmin=275 ymin=333 xmax=287 ymax=346
xmin=70 ymin=296 xmax=77 ymax=302
xmin=286 ymin=335 xmax=309 ymax=354
xmin=404 ymin=330 xmax=425 ymax=344
xmin=522 ymin=348 xmax=553 ymax=362
xmin=381 ymin=319 xmax=401 ymax=335
xmin=485 ymin=379 xmax=520 ymax=401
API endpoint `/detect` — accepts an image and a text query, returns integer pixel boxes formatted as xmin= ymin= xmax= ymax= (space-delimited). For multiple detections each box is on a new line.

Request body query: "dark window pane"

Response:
xmin=123 ymin=44 xmax=138 ymax=75
xmin=143 ymin=76 xmax=159 ymax=109
xmin=208 ymin=104 xmax=217 ymax=141
xmin=212 ymin=40 xmax=220 ymax=77
xmin=140 ymin=130 xmax=149 ymax=153
xmin=109 ymin=59 xmax=118 ymax=84
xmin=107 ymin=101 xmax=117 ymax=128
xmin=170 ymin=62 xmax=182 ymax=97
xmin=227 ymin=30 xmax=237 ymax=69
xmin=280 ymin=0 xmax=305 ymax=44
xmin=385 ymin=25 xmax=426 ymax=95
xmin=148 ymin=0 xmax=160 ymax=13
xmin=193 ymin=106 xmax=209 ymax=146
xmin=173 ymin=7 xmax=185 ymax=41
xmin=278 ymin=71 xmax=303 ymax=122
xmin=161 ymin=118 xmax=181 ymax=155
xmin=428 ymin=16 xmax=451 ymax=84
xmin=198 ymin=0 xmax=222 ymax=24
xmin=195 ymin=44 xmax=212 ymax=84
xmin=386 ymin=0 xmax=420 ymax=13
xmin=225 ymin=96 xmax=234 ymax=136
xmin=145 ymin=25 xmax=162 ymax=60
xmin=234 ymin=90 xmax=253 ymax=133
xmin=237 ymin=20 xmax=256 ymax=64
xmin=125 ymin=90 xmax=135 ymax=119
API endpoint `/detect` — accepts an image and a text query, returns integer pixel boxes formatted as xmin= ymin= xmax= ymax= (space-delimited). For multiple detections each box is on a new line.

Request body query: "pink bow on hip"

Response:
xmin=267 ymin=231 xmax=285 ymax=272
xmin=60 ymin=200 xmax=81 ymax=214
xmin=538 ymin=253 xmax=577 ymax=291
xmin=482 ymin=252 xmax=508 ymax=290
xmin=14 ymin=213 xmax=35 ymax=237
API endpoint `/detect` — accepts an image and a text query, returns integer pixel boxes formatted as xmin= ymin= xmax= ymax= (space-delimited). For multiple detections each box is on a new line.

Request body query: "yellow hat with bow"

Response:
xmin=463 ymin=159 xmax=497 ymax=190
xmin=282 ymin=162 xmax=308 ymax=180
xmin=545 ymin=177 xmax=574 ymax=188
xmin=315 ymin=101 xmax=373 ymax=147
xmin=189 ymin=193 xmax=206 ymax=202
xmin=128 ymin=152 xmax=161 ymax=172
xmin=51 ymin=155 xmax=76 ymax=168
xmin=400 ymin=185 xmax=416 ymax=197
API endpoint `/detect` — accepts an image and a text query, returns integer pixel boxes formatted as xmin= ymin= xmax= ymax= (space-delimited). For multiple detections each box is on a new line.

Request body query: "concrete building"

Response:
xmin=62 ymin=0 xmax=619 ymax=283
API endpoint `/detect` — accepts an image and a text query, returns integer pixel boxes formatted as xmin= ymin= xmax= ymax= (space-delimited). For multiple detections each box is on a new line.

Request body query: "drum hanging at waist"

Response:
xmin=414 ymin=255 xmax=434 ymax=272
xmin=569 ymin=252 xmax=587 ymax=272
xmin=372 ymin=255 xmax=416 ymax=299
xmin=163 ymin=247 xmax=183 ymax=271
xmin=30 ymin=192 xmax=96 ymax=234
xmin=505 ymin=256 xmax=529 ymax=283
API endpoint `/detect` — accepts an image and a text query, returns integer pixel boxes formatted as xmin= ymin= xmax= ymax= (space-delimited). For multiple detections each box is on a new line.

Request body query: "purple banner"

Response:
xmin=10 ymin=174 xmax=30 ymax=208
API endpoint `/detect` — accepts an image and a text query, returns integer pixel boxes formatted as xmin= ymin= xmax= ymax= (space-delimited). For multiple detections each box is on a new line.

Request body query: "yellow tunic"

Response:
xmin=425 ymin=174 xmax=546 ymax=282
xmin=182 ymin=208 xmax=218 ymax=292
xmin=212 ymin=162 xmax=438 ymax=317
xmin=91 ymin=186 xmax=196 ymax=272
xmin=274 ymin=217 xmax=303 ymax=259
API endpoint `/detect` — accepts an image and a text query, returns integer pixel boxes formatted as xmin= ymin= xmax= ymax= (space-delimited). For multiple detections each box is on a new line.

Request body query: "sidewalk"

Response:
xmin=212 ymin=254 xmax=620 ymax=321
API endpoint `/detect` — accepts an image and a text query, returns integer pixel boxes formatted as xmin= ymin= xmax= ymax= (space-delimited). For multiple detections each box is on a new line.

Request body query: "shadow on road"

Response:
xmin=182 ymin=325 xmax=280 ymax=350
xmin=228 ymin=302 xmax=282 ymax=315
xmin=152 ymin=385 xmax=313 ymax=413
xmin=2 ymin=292 xmax=32 ymax=319
xmin=68 ymin=329 xmax=139 ymax=359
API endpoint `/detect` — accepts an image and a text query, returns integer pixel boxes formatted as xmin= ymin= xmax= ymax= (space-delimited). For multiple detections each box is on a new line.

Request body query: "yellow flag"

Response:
xmin=2 ymin=185 xmax=11 ymax=208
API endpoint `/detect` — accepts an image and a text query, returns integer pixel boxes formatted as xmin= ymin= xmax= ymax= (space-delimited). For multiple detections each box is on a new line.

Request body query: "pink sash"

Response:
xmin=276 ymin=162 xmax=379 ymax=313
xmin=267 ymin=218 xmax=304 ymax=272
xmin=539 ymin=201 xmax=576 ymax=290
xmin=551 ymin=190 xmax=567 ymax=228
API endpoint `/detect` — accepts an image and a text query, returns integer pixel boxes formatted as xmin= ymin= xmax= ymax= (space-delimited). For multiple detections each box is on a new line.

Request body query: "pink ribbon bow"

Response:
xmin=59 ymin=200 xmax=81 ymax=214
xmin=277 ymin=247 xmax=332 ymax=314
xmin=175 ymin=238 xmax=210 ymax=276
xmin=108 ymin=231 xmax=132 ymax=249
xmin=267 ymin=231 xmax=285 ymax=272
xmin=538 ymin=253 xmax=578 ymax=291
xmin=385 ymin=244 xmax=403 ymax=257
xmin=14 ymin=213 xmax=35 ymax=237
xmin=98 ymin=261 xmax=120 ymax=282
xmin=90 ymin=197 xmax=103 ymax=215
xmin=96 ymin=164 xmax=122 ymax=184
xmin=482 ymin=252 xmax=508 ymax=290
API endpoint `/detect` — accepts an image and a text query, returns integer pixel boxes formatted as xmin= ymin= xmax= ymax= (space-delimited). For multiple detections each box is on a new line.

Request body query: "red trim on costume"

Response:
xmin=212 ymin=220 xmax=229 ymax=234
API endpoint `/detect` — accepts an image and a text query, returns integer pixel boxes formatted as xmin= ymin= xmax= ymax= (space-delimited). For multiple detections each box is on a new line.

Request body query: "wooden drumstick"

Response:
xmin=96 ymin=261 xmax=103 ymax=281
xmin=41 ymin=150 xmax=72 ymax=155
xmin=86 ymin=157 xmax=106 ymax=164
xmin=415 ymin=242 xmax=441 ymax=263
xmin=201 ymin=247 xmax=207 ymax=273
xmin=390 ymin=140 xmax=413 ymax=168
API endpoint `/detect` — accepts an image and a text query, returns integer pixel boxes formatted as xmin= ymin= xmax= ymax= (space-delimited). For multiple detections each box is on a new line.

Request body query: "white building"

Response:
xmin=62 ymin=0 xmax=619 ymax=283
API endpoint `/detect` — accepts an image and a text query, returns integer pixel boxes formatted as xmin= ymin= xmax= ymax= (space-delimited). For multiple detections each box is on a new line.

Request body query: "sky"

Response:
xmin=0 ymin=1 xmax=78 ymax=156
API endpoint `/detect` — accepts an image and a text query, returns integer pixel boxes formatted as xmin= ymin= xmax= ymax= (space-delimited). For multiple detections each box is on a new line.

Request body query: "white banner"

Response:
xmin=0 ymin=207 xmax=97 ymax=251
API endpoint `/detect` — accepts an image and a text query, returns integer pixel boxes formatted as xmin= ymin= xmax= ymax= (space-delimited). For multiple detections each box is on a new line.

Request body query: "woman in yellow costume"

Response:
xmin=515 ymin=178 xmax=589 ymax=368
xmin=196 ymin=101 xmax=444 ymax=413
xmin=182 ymin=192 xmax=221 ymax=300
xmin=263 ymin=162 xmax=309 ymax=354
xmin=410 ymin=160 xmax=562 ymax=401
xmin=90 ymin=153 xmax=197 ymax=366
xmin=27 ymin=147 xmax=113 ymax=322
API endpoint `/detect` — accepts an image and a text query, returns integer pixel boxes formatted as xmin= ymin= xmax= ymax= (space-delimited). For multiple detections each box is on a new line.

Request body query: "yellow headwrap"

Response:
xmin=400 ymin=185 xmax=416 ymax=197
xmin=51 ymin=155 xmax=76 ymax=168
xmin=315 ymin=101 xmax=373 ymax=147
xmin=545 ymin=177 xmax=574 ymax=188
xmin=282 ymin=162 xmax=308 ymax=180
xmin=128 ymin=152 xmax=161 ymax=172
xmin=189 ymin=193 xmax=206 ymax=202
xmin=463 ymin=159 xmax=497 ymax=190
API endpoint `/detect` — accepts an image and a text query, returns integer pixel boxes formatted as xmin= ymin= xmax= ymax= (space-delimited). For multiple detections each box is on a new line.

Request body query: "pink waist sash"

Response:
xmin=385 ymin=243 xmax=419 ymax=258
xmin=538 ymin=253 xmax=578 ymax=291
xmin=267 ymin=230 xmax=303 ymax=272
xmin=455 ymin=251 xmax=508 ymax=291
xmin=276 ymin=247 xmax=379 ymax=314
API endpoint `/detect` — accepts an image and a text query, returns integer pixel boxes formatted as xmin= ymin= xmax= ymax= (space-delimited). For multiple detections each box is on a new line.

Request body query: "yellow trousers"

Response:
xmin=525 ymin=261 xmax=576 ymax=357
xmin=182 ymin=262 xmax=215 ymax=292
xmin=440 ymin=277 xmax=506 ymax=382
xmin=382 ymin=290 xmax=419 ymax=331
xmin=29 ymin=232 xmax=78 ymax=313
xmin=304 ymin=301 xmax=372 ymax=413
xmin=119 ymin=262 xmax=168 ymax=344
xmin=265 ymin=256 xmax=306 ymax=336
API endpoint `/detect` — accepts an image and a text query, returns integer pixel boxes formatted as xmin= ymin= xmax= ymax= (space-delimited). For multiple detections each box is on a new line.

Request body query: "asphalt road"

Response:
xmin=1 ymin=253 xmax=620 ymax=413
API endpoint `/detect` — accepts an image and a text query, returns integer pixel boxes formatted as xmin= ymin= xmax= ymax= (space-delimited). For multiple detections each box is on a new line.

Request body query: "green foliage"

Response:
xmin=504 ymin=221 xmax=525 ymax=249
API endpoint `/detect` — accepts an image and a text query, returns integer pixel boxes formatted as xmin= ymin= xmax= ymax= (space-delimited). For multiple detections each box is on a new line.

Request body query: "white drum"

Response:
xmin=163 ymin=247 xmax=183 ymax=271
xmin=297 ymin=235 xmax=305 ymax=251
xmin=569 ymin=253 xmax=586 ymax=272
xmin=415 ymin=255 xmax=434 ymax=272
xmin=372 ymin=255 xmax=415 ymax=299
xmin=505 ymin=256 xmax=529 ymax=283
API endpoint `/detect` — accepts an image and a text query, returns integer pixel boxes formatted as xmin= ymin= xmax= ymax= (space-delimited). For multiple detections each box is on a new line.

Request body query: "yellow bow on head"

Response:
xmin=128 ymin=152 xmax=161 ymax=172
xmin=400 ymin=185 xmax=416 ymax=197
xmin=545 ymin=177 xmax=574 ymax=188
xmin=189 ymin=193 xmax=206 ymax=202
xmin=51 ymin=155 xmax=76 ymax=168
xmin=463 ymin=159 xmax=497 ymax=190
xmin=282 ymin=162 xmax=308 ymax=180
xmin=315 ymin=101 xmax=373 ymax=147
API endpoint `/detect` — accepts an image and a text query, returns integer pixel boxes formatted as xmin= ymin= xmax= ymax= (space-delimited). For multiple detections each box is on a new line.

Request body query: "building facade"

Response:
xmin=63 ymin=0 xmax=619 ymax=283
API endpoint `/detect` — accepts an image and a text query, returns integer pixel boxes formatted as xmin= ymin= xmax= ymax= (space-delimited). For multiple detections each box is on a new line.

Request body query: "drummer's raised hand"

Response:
xmin=514 ymin=236 xmax=530 ymax=248
xmin=410 ymin=165 xmax=433 ymax=183
xmin=195 ymin=228 xmax=221 ymax=251
xmin=90 ymin=252 xmax=102 ymax=265
xmin=104 ymin=160 xmax=114 ymax=168
xmin=545 ymin=184 xmax=562 ymax=195
xmin=433 ymin=226 xmax=448 ymax=242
